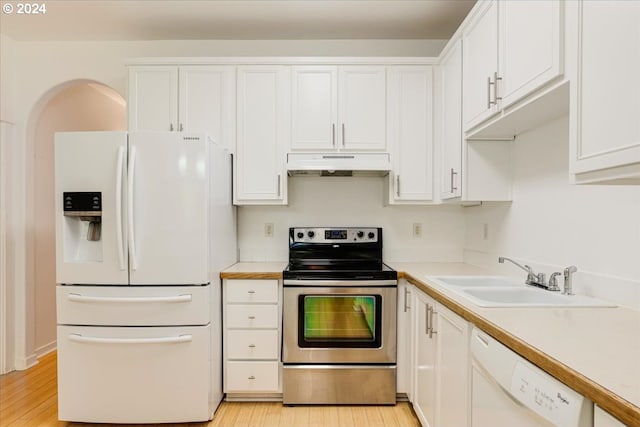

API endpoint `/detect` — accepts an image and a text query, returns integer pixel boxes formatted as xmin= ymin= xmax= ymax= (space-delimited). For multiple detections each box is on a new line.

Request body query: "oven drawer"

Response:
xmin=226 ymin=361 xmax=280 ymax=392
xmin=226 ymin=304 xmax=278 ymax=329
xmin=226 ymin=280 xmax=279 ymax=303
xmin=226 ymin=330 xmax=279 ymax=359
xmin=57 ymin=285 xmax=210 ymax=326
xmin=57 ymin=324 xmax=211 ymax=423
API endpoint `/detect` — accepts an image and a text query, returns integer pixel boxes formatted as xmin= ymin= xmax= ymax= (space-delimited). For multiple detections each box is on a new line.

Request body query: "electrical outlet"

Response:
xmin=413 ymin=223 xmax=422 ymax=238
xmin=264 ymin=223 xmax=274 ymax=237
xmin=483 ymin=223 xmax=489 ymax=240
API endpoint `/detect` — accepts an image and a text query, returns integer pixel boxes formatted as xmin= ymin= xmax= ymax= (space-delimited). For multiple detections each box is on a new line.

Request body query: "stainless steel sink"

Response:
xmin=426 ymin=275 xmax=616 ymax=308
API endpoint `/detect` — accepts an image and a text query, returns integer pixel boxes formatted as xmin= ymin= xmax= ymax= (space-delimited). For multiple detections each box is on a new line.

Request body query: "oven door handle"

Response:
xmin=283 ymin=279 xmax=397 ymax=287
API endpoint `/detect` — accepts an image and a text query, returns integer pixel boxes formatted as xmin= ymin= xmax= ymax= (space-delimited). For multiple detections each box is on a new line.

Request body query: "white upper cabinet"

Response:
xmin=291 ymin=66 xmax=338 ymax=150
xmin=291 ymin=66 xmax=386 ymax=151
xmin=178 ymin=66 xmax=236 ymax=151
xmin=127 ymin=65 xmax=236 ymax=152
xmin=568 ymin=0 xmax=640 ymax=184
xmin=462 ymin=0 xmax=499 ymax=131
xmin=235 ymin=66 xmax=290 ymax=204
xmin=128 ymin=66 xmax=178 ymax=133
xmin=462 ymin=0 xmax=564 ymax=134
xmin=499 ymin=0 xmax=562 ymax=109
xmin=439 ymin=39 xmax=463 ymax=200
xmin=387 ymin=66 xmax=434 ymax=203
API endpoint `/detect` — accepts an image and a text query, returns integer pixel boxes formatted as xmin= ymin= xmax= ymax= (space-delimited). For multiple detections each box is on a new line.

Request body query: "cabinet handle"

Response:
xmin=248 ymin=375 xmax=255 ymax=380
xmin=247 ymin=290 xmax=256 ymax=294
xmin=450 ymin=168 xmax=458 ymax=193
xmin=487 ymin=77 xmax=493 ymax=108
xmin=248 ymin=344 xmax=256 ymax=348
xmin=277 ymin=174 xmax=281 ymax=198
xmin=403 ymin=287 xmax=410 ymax=312
xmin=494 ymin=72 xmax=502 ymax=102
xmin=169 ymin=123 xmax=174 ymax=131
xmin=396 ymin=175 xmax=400 ymax=197
xmin=425 ymin=304 xmax=430 ymax=335
xmin=341 ymin=123 xmax=346 ymax=147
xmin=428 ymin=305 xmax=438 ymax=339
xmin=179 ymin=123 xmax=184 ymax=132
xmin=248 ymin=316 xmax=255 ymax=320
xmin=332 ymin=124 xmax=336 ymax=147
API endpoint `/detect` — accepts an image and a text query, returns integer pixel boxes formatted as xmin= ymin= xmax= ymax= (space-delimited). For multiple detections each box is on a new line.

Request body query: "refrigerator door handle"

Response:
xmin=115 ymin=146 xmax=126 ymax=271
xmin=127 ymin=146 xmax=138 ymax=271
xmin=68 ymin=333 xmax=193 ymax=345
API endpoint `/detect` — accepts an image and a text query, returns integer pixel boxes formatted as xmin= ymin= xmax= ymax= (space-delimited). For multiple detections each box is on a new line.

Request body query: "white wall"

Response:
xmin=464 ymin=115 xmax=640 ymax=309
xmin=238 ymin=176 xmax=466 ymax=262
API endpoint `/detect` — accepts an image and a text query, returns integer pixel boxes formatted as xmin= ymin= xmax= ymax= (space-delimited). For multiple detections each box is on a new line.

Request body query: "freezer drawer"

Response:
xmin=57 ymin=324 xmax=212 ymax=423
xmin=56 ymin=285 xmax=210 ymax=326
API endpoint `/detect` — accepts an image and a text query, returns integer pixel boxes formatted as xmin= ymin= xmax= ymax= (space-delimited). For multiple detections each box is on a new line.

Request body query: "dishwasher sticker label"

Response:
xmin=510 ymin=361 xmax=585 ymax=427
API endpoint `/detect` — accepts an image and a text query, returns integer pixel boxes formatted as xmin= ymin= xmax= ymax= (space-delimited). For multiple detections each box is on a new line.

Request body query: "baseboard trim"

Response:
xmin=14 ymin=353 xmax=38 ymax=371
xmin=35 ymin=340 xmax=56 ymax=358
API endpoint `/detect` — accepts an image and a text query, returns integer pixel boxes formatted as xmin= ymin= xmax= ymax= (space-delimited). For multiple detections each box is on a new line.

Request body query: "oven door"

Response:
xmin=282 ymin=282 xmax=396 ymax=364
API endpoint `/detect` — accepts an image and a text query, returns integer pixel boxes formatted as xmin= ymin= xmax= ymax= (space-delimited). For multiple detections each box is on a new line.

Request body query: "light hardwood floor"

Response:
xmin=0 ymin=352 xmax=421 ymax=427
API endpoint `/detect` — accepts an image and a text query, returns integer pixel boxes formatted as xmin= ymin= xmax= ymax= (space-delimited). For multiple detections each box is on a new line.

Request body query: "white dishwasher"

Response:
xmin=470 ymin=327 xmax=593 ymax=427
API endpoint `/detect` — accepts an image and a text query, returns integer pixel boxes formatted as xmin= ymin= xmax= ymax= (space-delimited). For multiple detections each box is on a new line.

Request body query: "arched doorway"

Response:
xmin=28 ymin=81 xmax=126 ymax=357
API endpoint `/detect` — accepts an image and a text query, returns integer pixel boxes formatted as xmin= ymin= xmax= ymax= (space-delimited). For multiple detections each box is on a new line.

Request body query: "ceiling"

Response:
xmin=0 ymin=1 xmax=476 ymax=41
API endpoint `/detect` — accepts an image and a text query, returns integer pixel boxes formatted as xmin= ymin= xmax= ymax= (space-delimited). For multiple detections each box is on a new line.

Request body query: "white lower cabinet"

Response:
xmin=396 ymin=280 xmax=414 ymax=399
xmin=223 ymin=279 xmax=281 ymax=395
xmin=412 ymin=287 xmax=470 ymax=427
xmin=594 ymin=406 xmax=627 ymax=427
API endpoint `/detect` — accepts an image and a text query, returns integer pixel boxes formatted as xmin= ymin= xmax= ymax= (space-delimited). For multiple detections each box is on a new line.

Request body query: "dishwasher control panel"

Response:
xmin=510 ymin=361 xmax=584 ymax=426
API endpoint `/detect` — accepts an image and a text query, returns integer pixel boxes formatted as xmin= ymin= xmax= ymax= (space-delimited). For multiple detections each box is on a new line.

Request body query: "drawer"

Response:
xmin=226 ymin=305 xmax=278 ymax=329
xmin=58 ymin=324 xmax=210 ymax=423
xmin=226 ymin=361 xmax=279 ymax=392
xmin=226 ymin=330 xmax=279 ymax=360
xmin=225 ymin=280 xmax=278 ymax=303
xmin=56 ymin=285 xmax=210 ymax=326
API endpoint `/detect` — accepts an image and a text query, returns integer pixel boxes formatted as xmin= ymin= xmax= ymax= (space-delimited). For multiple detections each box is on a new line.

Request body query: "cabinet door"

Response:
xmin=570 ymin=1 xmax=640 ymax=183
xmin=235 ymin=66 xmax=290 ymax=204
xmin=396 ymin=281 xmax=414 ymax=399
xmin=500 ymin=0 xmax=563 ymax=108
xmin=413 ymin=290 xmax=436 ymax=427
xmin=594 ymin=406 xmax=627 ymax=427
xmin=338 ymin=66 xmax=386 ymax=150
xmin=127 ymin=66 xmax=178 ymax=132
xmin=179 ymin=66 xmax=236 ymax=153
xmin=439 ymin=39 xmax=463 ymax=200
xmin=435 ymin=303 xmax=469 ymax=427
xmin=462 ymin=0 xmax=499 ymax=131
xmin=387 ymin=66 xmax=434 ymax=203
xmin=291 ymin=66 xmax=338 ymax=150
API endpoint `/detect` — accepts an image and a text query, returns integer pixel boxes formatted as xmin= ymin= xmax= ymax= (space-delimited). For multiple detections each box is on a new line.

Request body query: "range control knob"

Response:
xmin=307 ymin=231 xmax=315 ymax=238
xmin=368 ymin=231 xmax=375 ymax=239
xmin=297 ymin=232 xmax=304 ymax=239
xmin=357 ymin=231 xmax=364 ymax=238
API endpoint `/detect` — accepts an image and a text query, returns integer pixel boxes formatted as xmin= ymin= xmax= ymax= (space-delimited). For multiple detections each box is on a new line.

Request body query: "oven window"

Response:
xmin=298 ymin=295 xmax=382 ymax=348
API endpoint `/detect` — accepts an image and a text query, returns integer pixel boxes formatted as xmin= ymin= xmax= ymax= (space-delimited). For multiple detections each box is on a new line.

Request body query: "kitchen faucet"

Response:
xmin=498 ymin=256 xmax=548 ymax=289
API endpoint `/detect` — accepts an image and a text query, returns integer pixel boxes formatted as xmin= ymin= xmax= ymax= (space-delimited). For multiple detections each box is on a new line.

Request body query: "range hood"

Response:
xmin=286 ymin=153 xmax=391 ymax=177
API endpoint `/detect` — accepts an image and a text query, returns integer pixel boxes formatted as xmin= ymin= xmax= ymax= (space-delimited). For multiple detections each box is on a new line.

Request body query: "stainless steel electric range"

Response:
xmin=282 ymin=227 xmax=397 ymax=405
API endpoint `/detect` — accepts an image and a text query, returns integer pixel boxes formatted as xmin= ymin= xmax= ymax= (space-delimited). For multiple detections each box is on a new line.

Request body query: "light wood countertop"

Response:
xmin=221 ymin=261 xmax=640 ymax=425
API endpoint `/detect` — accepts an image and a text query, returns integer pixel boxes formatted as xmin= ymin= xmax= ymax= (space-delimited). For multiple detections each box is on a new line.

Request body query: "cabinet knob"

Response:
xmin=248 ymin=316 xmax=255 ymax=320
xmin=247 ymin=290 xmax=255 ymax=294
xmin=248 ymin=375 xmax=255 ymax=380
xmin=248 ymin=344 xmax=256 ymax=348
xmin=169 ymin=123 xmax=174 ymax=131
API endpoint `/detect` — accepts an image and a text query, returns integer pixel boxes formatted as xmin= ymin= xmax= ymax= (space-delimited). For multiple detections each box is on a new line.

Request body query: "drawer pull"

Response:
xmin=248 ymin=344 xmax=256 ymax=348
xmin=248 ymin=375 xmax=256 ymax=380
xmin=68 ymin=293 xmax=192 ymax=304
xmin=68 ymin=333 xmax=192 ymax=345
xmin=248 ymin=316 xmax=256 ymax=320
xmin=247 ymin=290 xmax=256 ymax=294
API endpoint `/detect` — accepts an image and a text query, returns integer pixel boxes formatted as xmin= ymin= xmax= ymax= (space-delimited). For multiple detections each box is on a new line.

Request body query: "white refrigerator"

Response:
xmin=54 ymin=131 xmax=236 ymax=423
